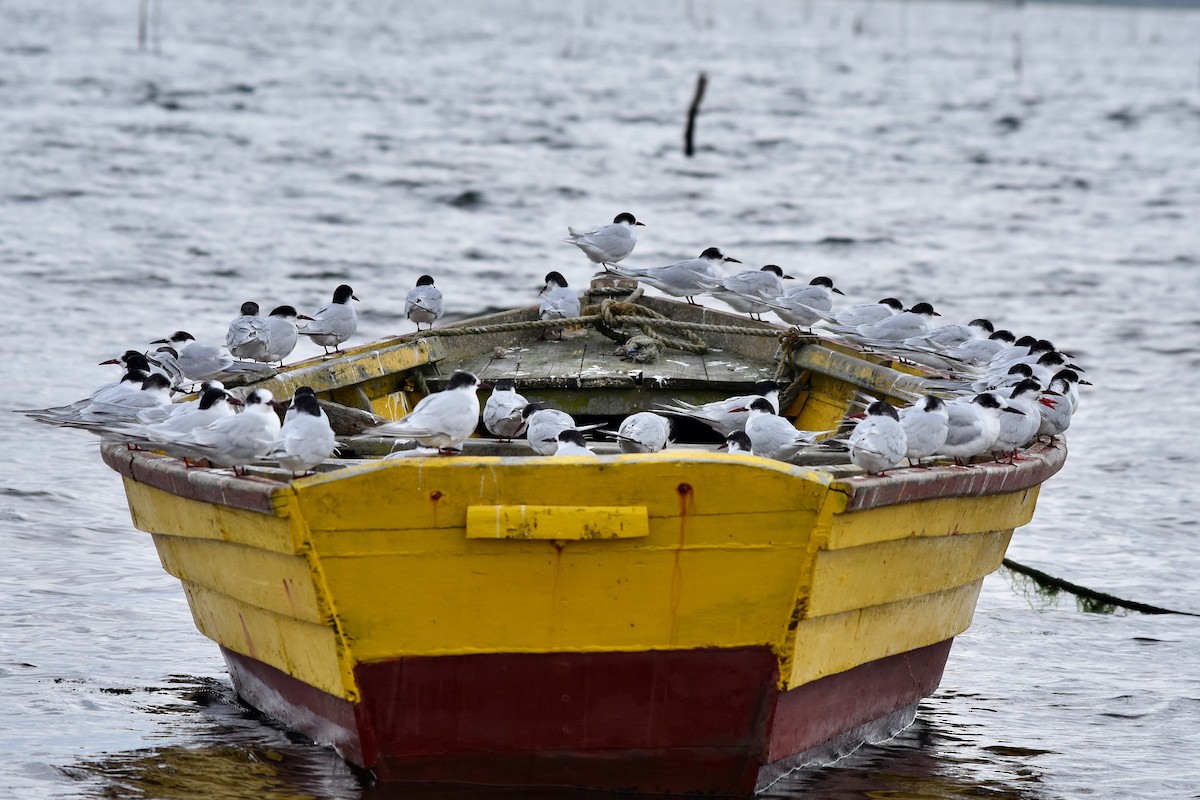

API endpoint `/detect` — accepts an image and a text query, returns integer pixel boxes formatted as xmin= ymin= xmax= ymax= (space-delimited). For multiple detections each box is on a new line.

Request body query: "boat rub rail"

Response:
xmin=100 ymin=439 xmax=1066 ymax=519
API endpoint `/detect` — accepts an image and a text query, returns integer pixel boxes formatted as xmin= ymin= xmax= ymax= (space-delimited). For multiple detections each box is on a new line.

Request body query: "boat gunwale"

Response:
xmin=833 ymin=440 xmax=1066 ymax=511
xmin=99 ymin=437 xmax=1066 ymax=518
xmin=101 ymin=443 xmax=291 ymax=516
xmin=98 ymin=294 xmax=1068 ymax=517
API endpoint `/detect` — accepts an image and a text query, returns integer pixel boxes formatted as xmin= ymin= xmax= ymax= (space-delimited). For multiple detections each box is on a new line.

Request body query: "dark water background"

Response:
xmin=2 ymin=1 xmax=1199 ymax=798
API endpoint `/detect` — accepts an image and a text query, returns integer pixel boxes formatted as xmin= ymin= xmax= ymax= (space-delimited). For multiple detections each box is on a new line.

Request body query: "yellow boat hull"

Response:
xmin=103 ymin=437 xmax=1062 ymax=793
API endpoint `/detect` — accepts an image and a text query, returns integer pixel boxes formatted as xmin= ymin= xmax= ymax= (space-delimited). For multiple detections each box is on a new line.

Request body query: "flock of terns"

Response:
xmin=20 ymin=211 xmax=1088 ymax=478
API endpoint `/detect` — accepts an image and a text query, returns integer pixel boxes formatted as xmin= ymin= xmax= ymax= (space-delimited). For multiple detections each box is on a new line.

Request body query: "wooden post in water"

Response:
xmin=683 ymin=72 xmax=707 ymax=158
xmin=137 ymin=0 xmax=162 ymax=53
xmin=138 ymin=0 xmax=148 ymax=51
xmin=1011 ymin=31 xmax=1023 ymax=82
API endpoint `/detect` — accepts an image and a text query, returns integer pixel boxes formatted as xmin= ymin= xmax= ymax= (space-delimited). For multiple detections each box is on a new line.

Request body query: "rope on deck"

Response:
xmin=774 ymin=327 xmax=824 ymax=410
xmin=1002 ymin=559 xmax=1200 ymax=617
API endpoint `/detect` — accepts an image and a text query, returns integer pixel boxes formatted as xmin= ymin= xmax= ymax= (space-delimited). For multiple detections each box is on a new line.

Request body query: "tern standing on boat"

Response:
xmin=300 ymin=284 xmax=359 ymax=355
xmin=371 ymin=371 xmax=482 ymax=454
xmin=562 ymin=212 xmax=644 ymax=270
xmin=849 ymin=400 xmax=907 ymax=475
xmin=538 ymin=271 xmax=580 ymax=339
xmin=405 ymin=275 xmax=444 ymax=331
xmin=226 ymin=301 xmax=269 ymax=362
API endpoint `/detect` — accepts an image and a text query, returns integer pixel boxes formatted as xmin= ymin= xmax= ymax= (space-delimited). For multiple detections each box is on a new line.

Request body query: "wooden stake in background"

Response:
xmin=684 ymin=72 xmax=707 ymax=158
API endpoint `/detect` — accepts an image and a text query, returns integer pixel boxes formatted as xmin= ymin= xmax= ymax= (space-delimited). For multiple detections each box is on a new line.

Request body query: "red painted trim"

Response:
xmin=218 ymin=641 xmax=954 ymax=794
xmin=766 ymin=639 xmax=952 ymax=761
xmin=221 ymin=647 xmax=364 ymax=764
xmin=101 ymin=442 xmax=287 ymax=515
xmin=836 ymin=441 xmax=1067 ymax=511
xmin=354 ymin=648 xmax=777 ymax=794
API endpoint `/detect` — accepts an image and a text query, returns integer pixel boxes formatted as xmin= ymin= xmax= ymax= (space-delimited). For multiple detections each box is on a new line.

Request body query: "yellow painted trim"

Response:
xmin=807 ymin=530 xmax=1013 ymax=617
xmin=785 ymin=580 xmax=984 ymax=687
xmin=466 ymin=505 xmax=649 ymax=540
xmin=124 ymin=479 xmax=298 ymax=554
xmin=293 ymin=453 xmax=832 ymax=533
xmin=772 ymin=483 xmax=847 ymax=682
xmin=828 ymin=489 xmax=1040 ymax=549
xmin=794 ymin=372 xmax=862 ymax=434
xmin=180 ymin=580 xmax=350 ymax=700
xmin=153 ymin=535 xmax=322 ymax=624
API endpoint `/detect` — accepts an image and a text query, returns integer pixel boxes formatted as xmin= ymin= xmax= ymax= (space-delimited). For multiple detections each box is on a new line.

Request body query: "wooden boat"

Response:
xmin=99 ymin=284 xmax=1066 ymax=795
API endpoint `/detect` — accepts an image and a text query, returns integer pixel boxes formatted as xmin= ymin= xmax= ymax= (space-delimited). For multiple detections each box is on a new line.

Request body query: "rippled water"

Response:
xmin=2 ymin=1 xmax=1199 ymax=798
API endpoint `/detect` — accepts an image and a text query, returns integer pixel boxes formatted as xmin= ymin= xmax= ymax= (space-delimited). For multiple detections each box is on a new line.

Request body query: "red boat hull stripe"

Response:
xmin=221 ymin=640 xmax=953 ymax=794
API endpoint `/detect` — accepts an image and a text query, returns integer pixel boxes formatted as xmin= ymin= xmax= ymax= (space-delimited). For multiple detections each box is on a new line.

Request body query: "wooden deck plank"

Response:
xmin=427 ymin=328 xmax=778 ymax=392
xmin=586 ymin=331 xmax=710 ymax=387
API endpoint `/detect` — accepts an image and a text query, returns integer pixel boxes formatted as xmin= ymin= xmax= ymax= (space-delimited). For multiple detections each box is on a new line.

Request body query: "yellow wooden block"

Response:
xmin=180 ymin=580 xmax=354 ymax=700
xmin=153 ymin=534 xmax=324 ymax=624
xmin=370 ymin=390 xmax=411 ymax=421
xmin=829 ymin=490 xmax=1039 ymax=549
xmin=784 ymin=581 xmax=983 ymax=687
xmin=124 ymin=479 xmax=299 ymax=555
xmin=465 ymin=504 xmax=650 ymax=540
xmin=793 ymin=373 xmax=860 ymax=433
xmin=807 ymin=530 xmax=1012 ymax=617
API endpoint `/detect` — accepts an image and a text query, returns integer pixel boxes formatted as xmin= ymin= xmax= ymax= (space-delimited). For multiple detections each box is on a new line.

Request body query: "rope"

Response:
xmin=1003 ymin=559 xmax=1200 ymax=617
xmin=591 ymin=299 xmax=710 ymax=353
xmin=774 ymin=328 xmax=822 ymax=408
xmin=399 ymin=317 xmax=597 ymax=338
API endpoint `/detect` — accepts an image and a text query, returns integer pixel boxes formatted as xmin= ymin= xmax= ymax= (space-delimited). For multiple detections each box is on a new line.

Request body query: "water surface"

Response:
xmin=2 ymin=2 xmax=1198 ymax=798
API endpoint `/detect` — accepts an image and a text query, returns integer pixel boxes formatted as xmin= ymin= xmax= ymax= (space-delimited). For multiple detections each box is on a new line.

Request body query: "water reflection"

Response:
xmin=766 ymin=716 xmax=1050 ymax=800
xmin=61 ymin=677 xmax=362 ymax=800
xmin=62 ymin=680 xmax=1056 ymax=800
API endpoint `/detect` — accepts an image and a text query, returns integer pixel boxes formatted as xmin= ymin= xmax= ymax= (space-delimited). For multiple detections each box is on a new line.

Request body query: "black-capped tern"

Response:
xmin=263 ymin=305 xmax=303 ymax=366
xmin=523 ymin=403 xmax=589 ymax=456
xmin=270 ymin=389 xmax=337 ymax=476
xmin=300 ymin=284 xmax=359 ymax=355
xmin=226 ymin=301 xmax=270 ymax=362
xmin=701 ymin=264 xmax=793 ymax=320
xmin=371 ymin=371 xmax=482 ymax=454
xmin=147 ymin=388 xmax=283 ymax=474
xmin=606 ymin=247 xmax=740 ymax=305
xmin=563 ymin=212 xmax=644 ymax=270
xmin=830 ymin=298 xmax=904 ymax=328
xmin=938 ymin=392 xmax=1022 ymax=466
xmin=550 ymin=428 xmax=597 ymax=458
xmin=482 ymin=380 xmax=528 ymax=441
xmin=743 ymin=397 xmax=823 ymax=461
xmin=993 ymin=379 xmax=1043 ymax=462
xmin=656 ymin=379 xmax=783 ymax=438
xmin=538 ymin=271 xmax=580 ymax=339
xmin=899 ymin=395 xmax=949 ymax=466
xmin=766 ymin=277 xmax=845 ymax=327
xmin=849 ymin=400 xmax=907 ymax=475
xmin=406 ymin=275 xmax=445 ymax=331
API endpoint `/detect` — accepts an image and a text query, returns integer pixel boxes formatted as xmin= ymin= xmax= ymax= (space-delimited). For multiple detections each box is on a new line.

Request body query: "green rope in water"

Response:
xmin=1002 ymin=559 xmax=1200 ymax=617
